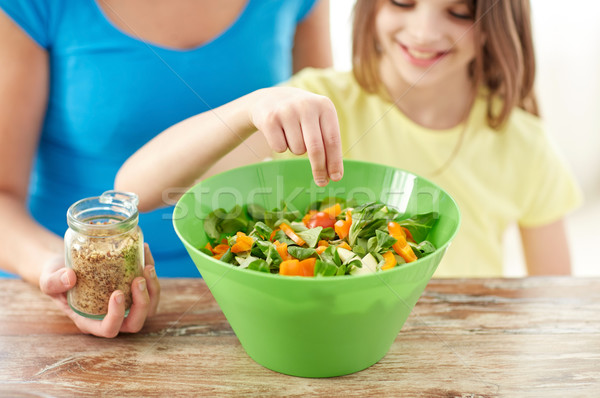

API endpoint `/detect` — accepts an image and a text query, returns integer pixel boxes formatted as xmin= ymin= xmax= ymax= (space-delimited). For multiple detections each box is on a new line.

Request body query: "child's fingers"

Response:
xmin=282 ymin=119 xmax=307 ymax=155
xmin=319 ymin=104 xmax=344 ymax=181
xmin=260 ymin=123 xmax=288 ymax=153
xmin=300 ymin=116 xmax=329 ymax=187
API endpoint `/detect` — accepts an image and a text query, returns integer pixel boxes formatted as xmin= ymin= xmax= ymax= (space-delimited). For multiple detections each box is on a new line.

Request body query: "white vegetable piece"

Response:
xmin=350 ymin=253 xmax=378 ymax=275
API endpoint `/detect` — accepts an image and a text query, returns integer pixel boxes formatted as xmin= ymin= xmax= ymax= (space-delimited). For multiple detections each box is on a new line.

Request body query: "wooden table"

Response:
xmin=1 ymin=277 xmax=599 ymax=397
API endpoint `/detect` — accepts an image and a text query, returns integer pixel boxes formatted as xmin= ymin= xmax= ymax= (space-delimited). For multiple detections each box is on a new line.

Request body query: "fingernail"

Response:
xmin=115 ymin=292 xmax=124 ymax=304
xmin=148 ymin=266 xmax=156 ymax=278
xmin=330 ymin=172 xmax=342 ymax=181
xmin=315 ymin=179 xmax=328 ymax=186
xmin=60 ymin=271 xmax=70 ymax=286
xmin=138 ymin=280 xmax=146 ymax=292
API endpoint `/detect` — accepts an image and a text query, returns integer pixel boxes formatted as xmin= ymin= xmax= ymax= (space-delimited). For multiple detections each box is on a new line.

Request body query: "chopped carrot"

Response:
xmin=315 ymin=245 xmax=328 ymax=255
xmin=388 ymin=222 xmax=417 ymax=263
xmin=212 ymin=244 xmax=230 ymax=254
xmin=279 ymin=259 xmax=301 ymax=276
xmin=205 ymin=242 xmax=213 ymax=252
xmin=279 ymin=222 xmax=306 ymax=246
xmin=231 ymin=233 xmax=254 ymax=253
xmin=334 ymin=211 xmax=352 ymax=240
xmin=317 ymin=240 xmax=329 ymax=247
xmin=337 ymin=241 xmax=352 ymax=251
xmin=402 ymin=227 xmax=415 ymax=243
xmin=274 ymin=240 xmax=292 ymax=260
xmin=279 ymin=258 xmax=315 ymax=277
xmin=299 ymin=258 xmax=316 ymax=276
xmin=321 ymin=203 xmax=342 ymax=218
xmin=381 ymin=250 xmax=397 ymax=270
xmin=270 ymin=228 xmax=280 ymax=242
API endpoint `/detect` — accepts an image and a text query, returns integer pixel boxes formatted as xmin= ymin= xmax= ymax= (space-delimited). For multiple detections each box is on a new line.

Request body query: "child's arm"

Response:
xmin=519 ymin=218 xmax=572 ymax=275
xmin=115 ymin=87 xmax=343 ymax=212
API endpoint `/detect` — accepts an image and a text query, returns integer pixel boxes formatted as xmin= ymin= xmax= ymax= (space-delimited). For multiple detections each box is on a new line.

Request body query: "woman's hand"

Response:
xmin=250 ymin=87 xmax=344 ymax=186
xmin=38 ymin=243 xmax=160 ymax=337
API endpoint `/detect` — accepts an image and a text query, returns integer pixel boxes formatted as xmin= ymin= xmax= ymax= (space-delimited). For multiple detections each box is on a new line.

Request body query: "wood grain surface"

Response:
xmin=1 ymin=277 xmax=599 ymax=397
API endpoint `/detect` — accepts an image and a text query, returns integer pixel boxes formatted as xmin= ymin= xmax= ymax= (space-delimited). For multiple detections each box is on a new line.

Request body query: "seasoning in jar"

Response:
xmin=65 ymin=191 xmax=144 ymax=319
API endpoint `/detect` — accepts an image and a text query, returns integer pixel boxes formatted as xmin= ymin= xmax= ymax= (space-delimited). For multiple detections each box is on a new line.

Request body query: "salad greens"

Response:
xmin=201 ymin=198 xmax=438 ymax=277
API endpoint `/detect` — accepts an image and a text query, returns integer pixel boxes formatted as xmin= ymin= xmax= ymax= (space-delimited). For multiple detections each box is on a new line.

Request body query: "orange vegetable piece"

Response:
xmin=279 ymin=259 xmax=301 ymax=276
xmin=388 ymin=222 xmax=417 ymax=263
xmin=231 ymin=232 xmax=254 ymax=253
xmin=334 ymin=210 xmax=352 ymax=240
xmin=381 ymin=250 xmax=397 ymax=270
xmin=212 ymin=244 xmax=229 ymax=254
xmin=205 ymin=242 xmax=213 ymax=252
xmin=279 ymin=258 xmax=315 ymax=277
xmin=279 ymin=222 xmax=306 ymax=246
xmin=270 ymin=228 xmax=280 ymax=242
xmin=321 ymin=203 xmax=342 ymax=218
xmin=402 ymin=227 xmax=415 ymax=243
xmin=274 ymin=240 xmax=292 ymax=260
xmin=315 ymin=245 xmax=328 ymax=255
xmin=317 ymin=240 xmax=329 ymax=247
xmin=337 ymin=241 xmax=352 ymax=251
xmin=299 ymin=258 xmax=316 ymax=276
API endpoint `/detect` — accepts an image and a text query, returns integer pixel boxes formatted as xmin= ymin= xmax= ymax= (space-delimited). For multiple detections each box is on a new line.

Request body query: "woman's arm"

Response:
xmin=520 ymin=218 xmax=572 ymax=275
xmin=0 ymin=12 xmax=159 ymax=336
xmin=0 ymin=10 xmax=56 ymax=284
xmin=292 ymin=0 xmax=333 ymax=72
xmin=115 ymin=86 xmax=344 ymax=212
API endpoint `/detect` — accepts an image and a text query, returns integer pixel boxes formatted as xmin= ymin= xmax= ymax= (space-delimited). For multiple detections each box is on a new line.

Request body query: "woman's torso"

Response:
xmin=0 ymin=0 xmax=317 ymax=276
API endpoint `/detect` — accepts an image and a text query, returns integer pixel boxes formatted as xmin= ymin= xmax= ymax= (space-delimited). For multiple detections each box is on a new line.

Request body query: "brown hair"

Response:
xmin=352 ymin=0 xmax=538 ymax=129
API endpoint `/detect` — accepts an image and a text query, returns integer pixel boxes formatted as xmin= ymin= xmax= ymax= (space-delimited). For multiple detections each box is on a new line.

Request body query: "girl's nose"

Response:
xmin=406 ymin=7 xmax=443 ymax=44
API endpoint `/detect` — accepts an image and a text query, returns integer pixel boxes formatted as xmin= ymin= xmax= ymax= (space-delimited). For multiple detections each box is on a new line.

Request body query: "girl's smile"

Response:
xmin=398 ymin=42 xmax=450 ymax=67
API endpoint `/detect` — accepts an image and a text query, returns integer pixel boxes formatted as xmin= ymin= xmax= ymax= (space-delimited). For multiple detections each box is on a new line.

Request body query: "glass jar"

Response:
xmin=65 ymin=190 xmax=144 ymax=319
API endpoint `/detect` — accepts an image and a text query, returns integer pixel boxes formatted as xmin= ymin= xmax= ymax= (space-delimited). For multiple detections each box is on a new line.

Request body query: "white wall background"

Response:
xmin=329 ymin=0 xmax=600 ymax=276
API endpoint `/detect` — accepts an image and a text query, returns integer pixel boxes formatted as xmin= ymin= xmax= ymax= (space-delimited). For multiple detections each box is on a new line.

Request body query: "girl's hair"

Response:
xmin=352 ymin=0 xmax=539 ymax=129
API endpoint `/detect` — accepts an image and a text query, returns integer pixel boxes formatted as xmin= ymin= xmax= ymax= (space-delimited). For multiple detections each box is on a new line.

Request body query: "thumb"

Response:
xmin=40 ymin=266 xmax=76 ymax=295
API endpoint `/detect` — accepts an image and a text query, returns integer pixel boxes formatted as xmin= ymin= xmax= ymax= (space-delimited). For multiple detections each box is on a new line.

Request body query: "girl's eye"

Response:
xmin=390 ymin=0 xmax=414 ymax=8
xmin=449 ymin=11 xmax=473 ymax=20
xmin=449 ymin=7 xmax=474 ymax=20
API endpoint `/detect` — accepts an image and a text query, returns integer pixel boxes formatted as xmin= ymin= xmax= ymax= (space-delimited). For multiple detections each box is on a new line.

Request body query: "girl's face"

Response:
xmin=375 ymin=0 xmax=477 ymax=92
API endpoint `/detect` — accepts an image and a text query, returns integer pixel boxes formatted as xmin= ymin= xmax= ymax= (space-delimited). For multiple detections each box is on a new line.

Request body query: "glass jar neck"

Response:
xmin=67 ymin=191 xmax=139 ymax=236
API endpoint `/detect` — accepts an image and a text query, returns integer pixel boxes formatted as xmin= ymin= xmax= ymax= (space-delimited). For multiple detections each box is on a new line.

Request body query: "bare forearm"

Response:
xmin=0 ymin=193 xmax=63 ymax=285
xmin=116 ymin=86 xmax=344 ymax=213
xmin=520 ymin=219 xmax=572 ymax=275
xmin=115 ymin=92 xmax=261 ymax=212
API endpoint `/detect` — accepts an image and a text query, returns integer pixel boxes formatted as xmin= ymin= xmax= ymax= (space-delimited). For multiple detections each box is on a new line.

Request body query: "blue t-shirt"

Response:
xmin=0 ymin=0 xmax=318 ymax=277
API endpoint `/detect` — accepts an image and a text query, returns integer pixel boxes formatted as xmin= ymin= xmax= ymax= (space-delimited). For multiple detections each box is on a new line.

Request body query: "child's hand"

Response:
xmin=250 ymin=87 xmax=344 ymax=186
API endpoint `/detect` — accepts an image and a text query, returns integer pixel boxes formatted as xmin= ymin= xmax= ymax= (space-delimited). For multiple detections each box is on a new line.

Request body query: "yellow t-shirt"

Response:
xmin=282 ymin=68 xmax=582 ymax=277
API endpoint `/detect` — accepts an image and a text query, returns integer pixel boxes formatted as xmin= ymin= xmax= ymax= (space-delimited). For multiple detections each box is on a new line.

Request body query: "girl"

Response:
xmin=116 ymin=0 xmax=581 ymax=277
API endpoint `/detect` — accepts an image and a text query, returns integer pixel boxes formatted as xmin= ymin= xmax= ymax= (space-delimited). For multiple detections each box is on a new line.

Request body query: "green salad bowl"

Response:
xmin=173 ymin=159 xmax=460 ymax=378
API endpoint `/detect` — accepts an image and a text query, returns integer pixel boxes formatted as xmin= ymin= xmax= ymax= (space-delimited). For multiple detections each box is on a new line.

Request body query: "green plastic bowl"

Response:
xmin=173 ymin=159 xmax=460 ymax=377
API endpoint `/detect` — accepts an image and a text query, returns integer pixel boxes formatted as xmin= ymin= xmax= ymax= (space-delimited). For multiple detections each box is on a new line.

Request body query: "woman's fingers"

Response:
xmin=39 ymin=255 xmax=75 ymax=295
xmin=67 ymin=290 xmax=126 ymax=338
xmin=119 ymin=277 xmax=150 ymax=333
xmin=142 ymin=243 xmax=160 ymax=317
